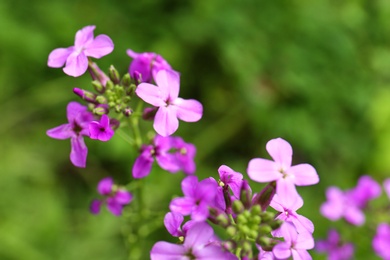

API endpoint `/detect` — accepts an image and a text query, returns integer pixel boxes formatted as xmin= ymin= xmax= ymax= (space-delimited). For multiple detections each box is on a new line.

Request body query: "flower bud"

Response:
xmin=88 ymin=61 xmax=109 ymax=87
xmin=260 ymin=211 xmax=275 ymax=223
xmin=108 ymin=65 xmax=121 ymax=84
xmin=269 ymin=219 xmax=283 ymax=230
xmin=240 ymin=180 xmax=252 ymax=209
xmin=232 ymin=200 xmax=244 ymax=214
xmin=92 ymin=80 xmax=105 ymax=93
xmin=123 ymin=107 xmax=133 ymax=117
xmin=208 ymin=208 xmax=230 ymax=227
xmin=122 ymin=73 xmax=131 ymax=87
xmin=93 ymin=104 xmax=109 ymax=115
xmin=73 ymin=88 xmax=97 ymax=103
xmin=142 ymin=107 xmax=158 ymax=121
xmin=257 ymin=236 xmax=273 ymax=247
xmin=258 ymin=224 xmax=272 ymax=235
xmin=226 ymin=226 xmax=237 ymax=237
xmin=96 ymin=95 xmax=108 ymax=104
xmin=252 ymin=181 xmax=276 ymax=211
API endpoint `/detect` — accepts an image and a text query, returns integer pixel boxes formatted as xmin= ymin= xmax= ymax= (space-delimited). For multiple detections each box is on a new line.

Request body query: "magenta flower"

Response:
xmin=270 ymin=193 xmax=314 ymax=237
xmin=218 ymin=165 xmax=243 ymax=198
xmin=373 ymin=223 xmax=390 ymax=260
xmin=171 ymin=136 xmax=197 ymax=174
xmin=132 ymin=135 xmax=181 ymax=178
xmin=316 ymin=229 xmax=354 ymax=260
xmin=247 ymin=138 xmax=319 ymax=197
xmin=273 ymin=222 xmax=314 ymax=260
xmin=164 ymin=212 xmax=197 ymax=238
xmin=89 ymin=114 xmax=114 ymax=141
xmin=169 ymin=176 xmax=218 ymax=221
xmin=320 ymin=186 xmax=365 ymax=226
xmin=48 ymin=25 xmax=114 ymax=77
xmin=135 ymin=69 xmax=203 ymax=136
xmin=90 ymin=177 xmax=132 ymax=216
xmin=46 ymin=102 xmax=93 ymax=168
xmin=349 ymin=175 xmax=381 ymax=208
xmin=151 ymin=222 xmax=237 ymax=260
xmin=127 ymin=49 xmax=173 ymax=83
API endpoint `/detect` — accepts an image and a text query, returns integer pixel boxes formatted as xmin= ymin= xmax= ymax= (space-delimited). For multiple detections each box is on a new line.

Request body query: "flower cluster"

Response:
xmin=317 ymin=175 xmax=390 ymax=259
xmin=46 ymin=25 xmax=324 ymax=259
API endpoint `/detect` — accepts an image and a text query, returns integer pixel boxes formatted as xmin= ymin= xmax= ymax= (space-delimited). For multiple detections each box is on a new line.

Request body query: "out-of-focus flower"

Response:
xmin=90 ymin=177 xmax=132 ymax=216
xmin=373 ymin=223 xmax=390 ymax=260
xmin=48 ymin=25 xmax=114 ymax=77
xmin=316 ymin=229 xmax=354 ymax=260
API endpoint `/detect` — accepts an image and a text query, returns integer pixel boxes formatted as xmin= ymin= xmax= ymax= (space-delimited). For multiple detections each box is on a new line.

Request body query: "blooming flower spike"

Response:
xmin=48 ymin=25 xmax=114 ymax=77
xmin=46 ymin=101 xmax=93 ymax=167
xmin=135 ymin=69 xmax=203 ymax=136
xmin=247 ymin=138 xmax=319 ymax=197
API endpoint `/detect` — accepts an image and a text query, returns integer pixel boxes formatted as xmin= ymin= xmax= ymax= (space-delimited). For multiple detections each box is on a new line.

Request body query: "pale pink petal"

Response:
xmin=288 ymin=164 xmax=319 ymax=186
xmin=291 ymin=249 xmax=312 ymax=260
xmin=67 ymin=101 xmax=88 ymax=122
xmin=181 ymin=176 xmax=198 ymax=198
xmin=266 ymin=138 xmax=293 ymax=169
xmin=126 ymin=49 xmax=140 ymax=58
xmin=174 ymin=98 xmax=203 ymax=122
xmin=344 ymin=206 xmax=365 ymax=226
xmin=155 ymin=70 xmax=180 ymax=101
xmin=150 ymin=241 xmax=187 ymax=260
xmin=164 ymin=212 xmax=184 ymax=237
xmin=84 ymin=34 xmax=114 ymax=58
xmin=47 ymin=47 xmax=74 ymax=68
xmin=154 ymin=106 xmax=179 ymax=137
xmin=273 ymin=242 xmax=291 ymax=259
xmin=70 ymin=136 xmax=88 ymax=168
xmin=294 ymin=215 xmax=315 ymax=234
xmin=135 ymin=83 xmax=165 ymax=107
xmin=383 ymin=178 xmax=390 ymax=200
xmin=74 ymin=25 xmax=95 ymax=47
xmin=195 ymin=245 xmax=231 ymax=259
xmin=276 ymin=178 xmax=299 ymax=199
xmin=156 ymin=153 xmax=181 ymax=173
xmin=46 ymin=124 xmax=73 ymax=139
xmin=296 ymin=232 xmax=315 ymax=249
xmin=270 ymin=194 xmax=285 ymax=212
xmin=63 ymin=52 xmax=89 ymax=77
xmin=184 ymin=222 xmax=213 ymax=249
xmin=247 ymin=158 xmax=280 ymax=182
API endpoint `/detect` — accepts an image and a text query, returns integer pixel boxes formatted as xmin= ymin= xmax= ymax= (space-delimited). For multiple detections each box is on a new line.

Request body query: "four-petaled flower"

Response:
xmin=89 ymin=114 xmax=114 ymax=142
xmin=90 ymin=177 xmax=133 ymax=216
xmin=316 ymin=229 xmax=354 ymax=260
xmin=46 ymin=101 xmax=93 ymax=168
xmin=373 ymin=223 xmax=390 ymax=260
xmin=127 ymin=49 xmax=173 ymax=83
xmin=48 ymin=25 xmax=114 ymax=77
xmin=151 ymin=222 xmax=237 ymax=260
xmin=135 ymin=69 xmax=203 ymax=136
xmin=247 ymin=138 xmax=319 ymax=199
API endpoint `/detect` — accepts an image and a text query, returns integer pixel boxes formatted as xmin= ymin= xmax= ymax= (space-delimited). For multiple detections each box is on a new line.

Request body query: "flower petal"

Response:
xmin=288 ymin=164 xmax=319 ymax=186
xmin=97 ymin=177 xmax=113 ymax=195
xmin=90 ymin=199 xmax=102 ymax=214
xmin=181 ymin=176 xmax=198 ymax=198
xmin=169 ymin=197 xmax=195 ymax=216
xmin=174 ymin=98 xmax=203 ymax=122
xmin=106 ymin=198 xmax=123 ymax=216
xmin=63 ymin=52 xmax=89 ymax=77
xmin=154 ymin=106 xmax=179 ymax=137
xmin=164 ymin=212 xmax=184 ymax=237
xmin=150 ymin=241 xmax=186 ymax=260
xmin=115 ymin=190 xmax=133 ymax=204
xmin=184 ymin=222 xmax=213 ymax=249
xmin=247 ymin=158 xmax=280 ymax=183
xmin=67 ymin=101 xmax=88 ymax=122
xmin=132 ymin=147 xmax=154 ymax=179
xmin=70 ymin=136 xmax=88 ymax=168
xmin=273 ymin=242 xmax=291 ymax=259
xmin=74 ymin=25 xmax=95 ymax=48
xmin=47 ymin=47 xmax=74 ymax=68
xmin=126 ymin=49 xmax=140 ymax=59
xmin=266 ymin=138 xmax=293 ymax=169
xmin=155 ymin=70 xmax=180 ymax=101
xmin=46 ymin=124 xmax=73 ymax=139
xmin=84 ymin=34 xmax=114 ymax=58
xmin=135 ymin=83 xmax=165 ymax=107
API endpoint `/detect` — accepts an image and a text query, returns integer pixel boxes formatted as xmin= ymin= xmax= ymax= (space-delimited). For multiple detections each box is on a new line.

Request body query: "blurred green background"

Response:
xmin=1 ymin=0 xmax=390 ymax=259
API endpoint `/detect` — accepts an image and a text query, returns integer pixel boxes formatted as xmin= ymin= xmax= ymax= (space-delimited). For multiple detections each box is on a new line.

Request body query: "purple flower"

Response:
xmin=169 ymin=176 xmax=218 ymax=221
xmin=89 ymin=114 xmax=114 ymax=141
xmin=218 ymin=165 xmax=243 ymax=198
xmin=270 ymin=193 xmax=314 ymax=237
xmin=132 ymin=135 xmax=181 ymax=178
xmin=151 ymin=222 xmax=237 ymax=260
xmin=127 ymin=49 xmax=172 ymax=83
xmin=348 ymin=175 xmax=381 ymax=208
xmin=48 ymin=25 xmax=114 ymax=77
xmin=373 ymin=223 xmax=390 ymax=260
xmin=320 ymin=186 xmax=365 ymax=226
xmin=135 ymin=69 xmax=203 ymax=136
xmin=247 ymin=138 xmax=319 ymax=198
xmin=164 ymin=212 xmax=197 ymax=238
xmin=273 ymin=222 xmax=314 ymax=260
xmin=46 ymin=102 xmax=93 ymax=168
xmin=90 ymin=177 xmax=132 ymax=216
xmin=316 ymin=229 xmax=354 ymax=260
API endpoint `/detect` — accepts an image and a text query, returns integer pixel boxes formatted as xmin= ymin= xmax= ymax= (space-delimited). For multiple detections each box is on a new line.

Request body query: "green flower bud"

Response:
xmin=109 ymin=65 xmax=121 ymax=84
xmin=258 ymin=224 xmax=273 ymax=235
xmin=96 ymin=95 xmax=108 ymax=104
xmin=232 ymin=200 xmax=244 ymax=214
xmin=122 ymin=73 xmax=131 ymax=87
xmin=269 ymin=219 xmax=283 ymax=230
xmin=226 ymin=226 xmax=237 ymax=237
xmin=92 ymin=80 xmax=105 ymax=93
xmin=260 ymin=211 xmax=275 ymax=223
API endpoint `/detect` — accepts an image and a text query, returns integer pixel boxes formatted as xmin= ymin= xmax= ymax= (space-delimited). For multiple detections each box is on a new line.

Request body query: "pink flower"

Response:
xmin=90 ymin=177 xmax=133 ymax=216
xmin=150 ymin=222 xmax=237 ymax=260
xmin=247 ymin=138 xmax=319 ymax=198
xmin=48 ymin=25 xmax=114 ymax=77
xmin=316 ymin=229 xmax=354 ymax=260
xmin=270 ymin=194 xmax=314 ymax=237
xmin=273 ymin=222 xmax=314 ymax=260
xmin=373 ymin=223 xmax=390 ymax=260
xmin=89 ymin=114 xmax=114 ymax=141
xmin=383 ymin=178 xmax=390 ymax=200
xmin=135 ymin=69 xmax=203 ymax=136
xmin=46 ymin=102 xmax=93 ymax=167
